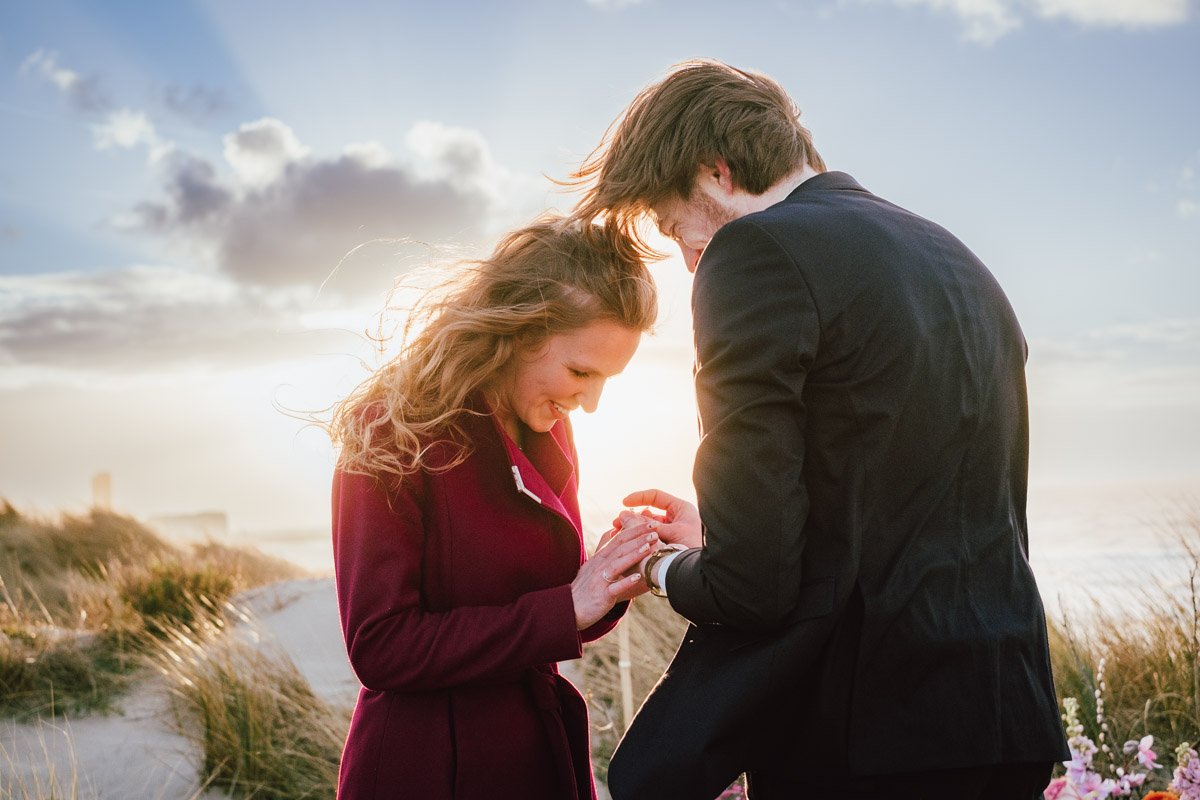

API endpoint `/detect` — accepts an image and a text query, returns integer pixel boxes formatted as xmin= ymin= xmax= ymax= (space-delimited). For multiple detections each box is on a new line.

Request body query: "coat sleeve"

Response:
xmin=333 ymin=467 xmax=586 ymax=693
xmin=665 ymin=219 xmax=820 ymax=632
xmin=580 ymin=600 xmax=629 ymax=644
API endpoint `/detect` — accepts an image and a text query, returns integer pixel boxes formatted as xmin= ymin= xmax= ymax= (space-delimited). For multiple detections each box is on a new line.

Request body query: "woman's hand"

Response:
xmin=620 ymin=489 xmax=702 ymax=550
xmin=571 ymin=519 xmax=659 ymax=630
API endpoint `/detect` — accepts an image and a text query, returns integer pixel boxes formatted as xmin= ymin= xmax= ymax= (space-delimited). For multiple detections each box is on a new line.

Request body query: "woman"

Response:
xmin=329 ymin=216 xmax=659 ymax=800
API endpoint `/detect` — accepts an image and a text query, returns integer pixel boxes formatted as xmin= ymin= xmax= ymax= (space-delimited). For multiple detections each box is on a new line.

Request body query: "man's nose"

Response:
xmin=679 ymin=243 xmax=703 ymax=273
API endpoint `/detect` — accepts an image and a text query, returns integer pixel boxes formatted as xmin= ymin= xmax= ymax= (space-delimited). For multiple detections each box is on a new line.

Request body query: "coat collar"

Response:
xmin=469 ymin=393 xmax=577 ymax=510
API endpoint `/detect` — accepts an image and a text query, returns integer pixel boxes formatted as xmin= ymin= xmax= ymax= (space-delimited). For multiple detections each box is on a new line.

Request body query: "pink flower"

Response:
xmin=1065 ymin=753 xmax=1092 ymax=785
xmin=1138 ymin=736 xmax=1162 ymax=770
xmin=1075 ymin=770 xmax=1116 ymax=800
xmin=1045 ymin=777 xmax=1084 ymax=799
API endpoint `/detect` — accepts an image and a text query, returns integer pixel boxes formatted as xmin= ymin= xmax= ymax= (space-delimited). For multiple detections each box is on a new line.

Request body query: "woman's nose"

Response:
xmin=576 ymin=380 xmax=604 ymax=414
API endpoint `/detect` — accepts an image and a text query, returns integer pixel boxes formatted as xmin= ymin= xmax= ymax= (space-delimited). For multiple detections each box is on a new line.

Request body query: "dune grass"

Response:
xmin=153 ymin=621 xmax=347 ymax=800
xmin=0 ymin=722 xmax=83 ymax=800
xmin=0 ymin=500 xmax=306 ymax=720
xmin=1045 ymin=508 xmax=1200 ymax=794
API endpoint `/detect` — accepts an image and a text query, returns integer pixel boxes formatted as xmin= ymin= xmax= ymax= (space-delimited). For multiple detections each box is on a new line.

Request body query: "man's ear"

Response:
xmin=706 ymin=158 xmax=735 ymax=195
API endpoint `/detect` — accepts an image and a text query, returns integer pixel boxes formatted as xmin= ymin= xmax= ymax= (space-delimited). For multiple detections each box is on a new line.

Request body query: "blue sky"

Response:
xmin=1 ymin=0 xmax=1197 ymax=533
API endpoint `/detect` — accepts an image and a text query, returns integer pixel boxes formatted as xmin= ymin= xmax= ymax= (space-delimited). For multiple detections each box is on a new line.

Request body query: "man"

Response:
xmin=569 ymin=60 xmax=1068 ymax=799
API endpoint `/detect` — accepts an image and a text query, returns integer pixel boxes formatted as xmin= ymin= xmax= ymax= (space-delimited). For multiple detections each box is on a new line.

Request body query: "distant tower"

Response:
xmin=92 ymin=472 xmax=112 ymax=510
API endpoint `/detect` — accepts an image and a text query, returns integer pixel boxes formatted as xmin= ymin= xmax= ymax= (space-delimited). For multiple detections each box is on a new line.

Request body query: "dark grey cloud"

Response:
xmin=122 ymin=118 xmax=504 ymax=296
xmin=130 ymin=152 xmax=232 ymax=229
xmin=0 ymin=266 xmax=353 ymax=372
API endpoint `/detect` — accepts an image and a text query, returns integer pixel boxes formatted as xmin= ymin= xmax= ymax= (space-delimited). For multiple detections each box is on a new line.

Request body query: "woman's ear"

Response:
xmin=510 ymin=330 xmax=548 ymax=359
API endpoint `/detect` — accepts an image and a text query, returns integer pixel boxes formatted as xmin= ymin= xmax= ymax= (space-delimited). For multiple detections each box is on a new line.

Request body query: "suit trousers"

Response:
xmin=747 ymin=761 xmax=1054 ymax=800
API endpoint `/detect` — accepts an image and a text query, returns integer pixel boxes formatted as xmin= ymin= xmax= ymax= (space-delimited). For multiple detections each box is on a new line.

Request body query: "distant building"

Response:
xmin=147 ymin=512 xmax=230 ymax=543
xmin=92 ymin=472 xmax=112 ymax=510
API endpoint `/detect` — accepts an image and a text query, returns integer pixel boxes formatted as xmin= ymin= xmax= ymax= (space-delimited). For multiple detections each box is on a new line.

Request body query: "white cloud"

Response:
xmin=1088 ymin=318 xmax=1200 ymax=346
xmin=405 ymin=120 xmax=512 ymax=201
xmin=584 ymin=0 xmax=645 ymax=8
xmin=850 ymin=0 xmax=1189 ymax=42
xmin=1032 ymin=0 xmax=1189 ymax=29
xmin=1028 ymin=319 xmax=1200 ymax=410
xmin=1179 ymin=199 xmax=1200 ymax=219
xmin=223 ymin=117 xmax=310 ymax=188
xmin=0 ymin=266 xmax=349 ymax=373
xmin=20 ymin=49 xmax=112 ymax=113
xmin=91 ymin=108 xmax=167 ymax=156
xmin=22 ymin=50 xmax=174 ymax=163
xmin=902 ymin=0 xmax=1021 ymax=42
xmin=21 ymin=49 xmax=78 ymax=92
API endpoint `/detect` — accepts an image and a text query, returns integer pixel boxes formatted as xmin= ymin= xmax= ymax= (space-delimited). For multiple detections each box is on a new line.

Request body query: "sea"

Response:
xmin=238 ymin=478 xmax=1200 ymax=623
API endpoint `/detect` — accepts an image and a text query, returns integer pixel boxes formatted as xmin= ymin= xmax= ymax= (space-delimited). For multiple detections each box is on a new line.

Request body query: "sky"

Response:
xmin=1 ymin=0 xmax=1198 ymax=543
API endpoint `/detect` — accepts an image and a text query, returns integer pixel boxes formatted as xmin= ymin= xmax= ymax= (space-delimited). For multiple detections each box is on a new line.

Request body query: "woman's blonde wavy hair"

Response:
xmin=331 ymin=215 xmax=657 ymax=481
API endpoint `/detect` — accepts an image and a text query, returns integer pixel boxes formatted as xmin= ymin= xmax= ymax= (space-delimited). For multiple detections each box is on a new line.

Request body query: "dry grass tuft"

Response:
xmin=582 ymin=596 xmax=688 ymax=783
xmin=1047 ymin=506 xmax=1200 ymax=782
xmin=0 ymin=721 xmax=83 ymax=800
xmin=153 ymin=624 xmax=348 ymax=800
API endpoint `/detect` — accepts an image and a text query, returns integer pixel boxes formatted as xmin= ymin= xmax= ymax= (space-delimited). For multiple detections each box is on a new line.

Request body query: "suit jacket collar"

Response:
xmin=787 ymin=170 xmax=869 ymax=199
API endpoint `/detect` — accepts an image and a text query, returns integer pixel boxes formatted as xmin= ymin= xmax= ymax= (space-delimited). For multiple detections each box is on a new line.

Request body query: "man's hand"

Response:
xmin=619 ymin=489 xmax=703 ymax=550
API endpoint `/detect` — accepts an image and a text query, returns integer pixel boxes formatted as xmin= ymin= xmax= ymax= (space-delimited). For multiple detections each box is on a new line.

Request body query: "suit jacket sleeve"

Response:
xmin=333 ymin=467 xmax=585 ymax=693
xmin=666 ymin=219 xmax=820 ymax=631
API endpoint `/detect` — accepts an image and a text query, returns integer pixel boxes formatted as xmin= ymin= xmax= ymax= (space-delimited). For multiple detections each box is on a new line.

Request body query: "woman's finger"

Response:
xmin=603 ymin=533 xmax=660 ymax=574
xmin=598 ymin=519 xmax=656 ymax=552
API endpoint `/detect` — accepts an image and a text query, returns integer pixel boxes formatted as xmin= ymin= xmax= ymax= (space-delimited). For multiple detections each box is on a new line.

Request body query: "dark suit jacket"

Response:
xmin=610 ymin=172 xmax=1068 ymax=796
xmin=333 ymin=405 xmax=622 ymax=800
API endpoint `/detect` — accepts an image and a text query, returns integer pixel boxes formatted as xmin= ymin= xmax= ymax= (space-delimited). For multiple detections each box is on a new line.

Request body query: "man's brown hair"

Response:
xmin=569 ymin=59 xmax=825 ymax=257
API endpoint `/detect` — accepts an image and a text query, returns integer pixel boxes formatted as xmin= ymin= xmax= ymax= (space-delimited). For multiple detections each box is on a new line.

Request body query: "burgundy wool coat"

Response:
xmin=332 ymin=405 xmax=622 ymax=800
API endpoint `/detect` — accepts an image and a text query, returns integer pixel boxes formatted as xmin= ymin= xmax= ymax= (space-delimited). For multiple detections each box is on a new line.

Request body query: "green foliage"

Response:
xmin=118 ymin=560 xmax=235 ymax=633
xmin=0 ymin=629 xmax=129 ymax=720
